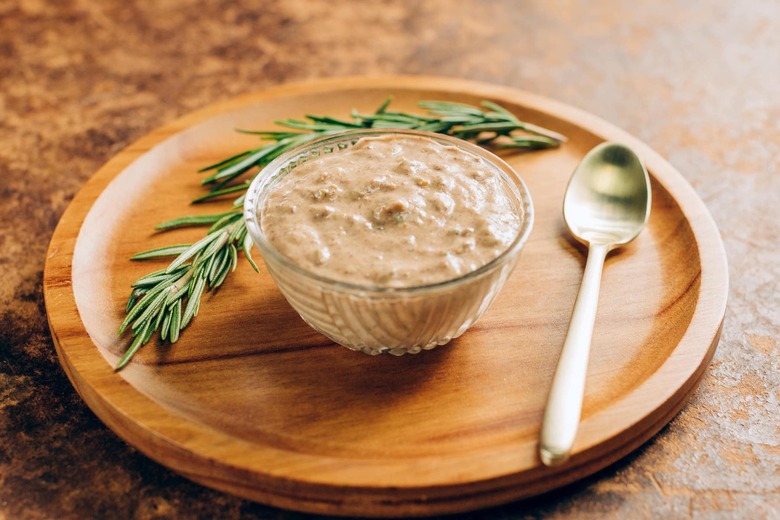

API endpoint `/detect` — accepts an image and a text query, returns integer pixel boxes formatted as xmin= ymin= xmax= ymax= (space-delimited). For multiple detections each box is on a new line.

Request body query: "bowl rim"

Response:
xmin=243 ymin=128 xmax=534 ymax=294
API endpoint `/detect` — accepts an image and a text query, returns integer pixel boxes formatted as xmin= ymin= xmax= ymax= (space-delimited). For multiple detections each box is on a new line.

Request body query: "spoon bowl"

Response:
xmin=563 ymin=143 xmax=651 ymax=247
xmin=540 ymin=142 xmax=651 ymax=466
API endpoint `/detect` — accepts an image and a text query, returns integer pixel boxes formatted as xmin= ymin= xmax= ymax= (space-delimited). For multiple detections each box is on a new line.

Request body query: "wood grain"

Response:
xmin=43 ymin=77 xmax=728 ymax=517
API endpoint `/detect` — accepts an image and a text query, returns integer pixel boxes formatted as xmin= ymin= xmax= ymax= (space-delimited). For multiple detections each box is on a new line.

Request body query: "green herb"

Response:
xmin=116 ymin=98 xmax=565 ymax=370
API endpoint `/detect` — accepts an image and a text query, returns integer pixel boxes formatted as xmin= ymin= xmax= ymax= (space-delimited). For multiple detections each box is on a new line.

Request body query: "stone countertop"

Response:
xmin=1 ymin=1 xmax=777 ymax=518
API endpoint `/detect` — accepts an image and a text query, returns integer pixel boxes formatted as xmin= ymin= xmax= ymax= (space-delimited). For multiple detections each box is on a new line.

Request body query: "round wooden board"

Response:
xmin=43 ymin=76 xmax=728 ymax=517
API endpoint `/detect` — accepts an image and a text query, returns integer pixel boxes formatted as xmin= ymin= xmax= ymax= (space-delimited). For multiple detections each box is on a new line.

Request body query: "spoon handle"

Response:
xmin=539 ymin=243 xmax=609 ymax=466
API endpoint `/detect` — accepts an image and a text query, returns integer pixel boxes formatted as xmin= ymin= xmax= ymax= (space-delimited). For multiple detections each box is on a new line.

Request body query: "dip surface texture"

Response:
xmin=261 ymin=135 xmax=521 ymax=287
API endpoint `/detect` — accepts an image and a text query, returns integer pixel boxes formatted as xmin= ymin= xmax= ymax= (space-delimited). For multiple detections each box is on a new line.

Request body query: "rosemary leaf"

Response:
xmin=304 ymin=115 xmax=363 ymax=128
xmin=160 ymin=309 xmax=172 ymax=342
xmin=207 ymin=212 xmax=243 ymax=234
xmin=197 ymin=149 xmax=253 ymax=173
xmin=228 ymin=243 xmax=238 ymax=273
xmin=454 ymin=121 xmax=521 ymax=134
xmin=116 ymin=324 xmax=150 ymax=369
xmin=131 ymin=272 xmax=188 ymax=300
xmin=155 ymin=213 xmax=235 ymax=230
xmin=166 ymin=232 xmax=223 ymax=273
xmin=497 ymin=136 xmax=561 ymax=150
xmin=202 ymin=142 xmax=287 ymax=185
xmin=170 ymin=299 xmax=182 ymax=343
xmin=211 ymin=256 xmax=231 ymax=288
xmin=228 ymin=220 xmax=246 ymax=243
xmin=375 ymin=98 xmax=392 ymax=114
xmin=200 ymin=149 xmax=272 ymax=184
xmin=201 ymin=252 xmax=217 ymax=283
xmin=208 ymin=247 xmax=228 ymax=285
xmin=234 ymin=130 xmax=303 ymax=139
xmin=153 ymin=299 xmax=167 ymax=330
xmin=193 ymin=181 xmax=252 ymax=203
xmin=125 ymin=287 xmax=144 ymax=313
xmin=242 ymin=234 xmax=260 ymax=273
xmin=181 ymin=275 xmax=206 ymax=330
xmin=479 ymin=100 xmax=516 ymax=118
xmin=231 ymin=194 xmax=246 ymax=209
xmin=417 ymin=101 xmax=486 ymax=117
xmin=131 ymin=267 xmax=177 ymax=288
xmin=141 ymin=319 xmax=156 ymax=344
xmin=131 ymin=245 xmax=192 ymax=260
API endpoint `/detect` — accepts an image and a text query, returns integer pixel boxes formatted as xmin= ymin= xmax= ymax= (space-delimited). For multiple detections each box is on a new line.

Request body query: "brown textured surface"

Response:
xmin=1 ymin=1 xmax=777 ymax=518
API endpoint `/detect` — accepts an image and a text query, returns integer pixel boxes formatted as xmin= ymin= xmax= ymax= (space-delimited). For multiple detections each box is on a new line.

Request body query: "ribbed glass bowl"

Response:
xmin=243 ymin=129 xmax=534 ymax=355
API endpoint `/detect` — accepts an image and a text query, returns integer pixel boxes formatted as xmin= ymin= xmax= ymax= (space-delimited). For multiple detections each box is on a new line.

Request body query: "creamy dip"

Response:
xmin=260 ymin=134 xmax=521 ymax=288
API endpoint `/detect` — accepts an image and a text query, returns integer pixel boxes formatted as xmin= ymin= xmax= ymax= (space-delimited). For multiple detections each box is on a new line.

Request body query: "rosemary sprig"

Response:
xmin=117 ymin=98 xmax=565 ymax=370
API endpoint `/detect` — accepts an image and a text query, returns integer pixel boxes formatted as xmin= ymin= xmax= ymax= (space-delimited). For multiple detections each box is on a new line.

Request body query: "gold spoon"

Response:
xmin=539 ymin=142 xmax=652 ymax=466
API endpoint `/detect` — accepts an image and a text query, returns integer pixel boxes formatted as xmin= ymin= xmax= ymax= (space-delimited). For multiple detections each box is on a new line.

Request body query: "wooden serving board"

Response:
xmin=43 ymin=77 xmax=728 ymax=517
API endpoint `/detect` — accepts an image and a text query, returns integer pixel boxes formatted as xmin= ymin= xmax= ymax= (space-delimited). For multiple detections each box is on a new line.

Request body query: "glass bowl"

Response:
xmin=243 ymin=129 xmax=534 ymax=355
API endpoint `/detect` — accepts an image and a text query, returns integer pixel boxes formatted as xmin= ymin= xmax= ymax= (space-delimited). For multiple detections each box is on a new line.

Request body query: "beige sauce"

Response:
xmin=261 ymin=135 xmax=521 ymax=287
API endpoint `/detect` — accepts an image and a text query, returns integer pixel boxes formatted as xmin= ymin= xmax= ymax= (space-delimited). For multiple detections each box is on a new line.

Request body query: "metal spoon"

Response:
xmin=539 ymin=142 xmax=652 ymax=466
